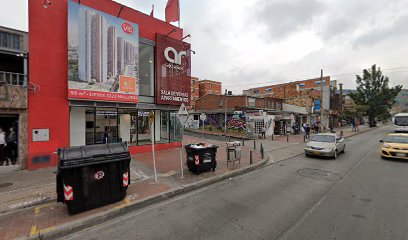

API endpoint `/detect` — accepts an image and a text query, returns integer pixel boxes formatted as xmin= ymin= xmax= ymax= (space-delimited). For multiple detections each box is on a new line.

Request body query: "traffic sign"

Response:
xmin=200 ymin=113 xmax=206 ymax=121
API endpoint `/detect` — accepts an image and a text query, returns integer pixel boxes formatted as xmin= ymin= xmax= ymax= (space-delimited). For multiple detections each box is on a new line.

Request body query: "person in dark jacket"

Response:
xmin=0 ymin=128 xmax=6 ymax=166
xmin=6 ymin=127 xmax=17 ymax=165
xmin=103 ymin=127 xmax=110 ymax=144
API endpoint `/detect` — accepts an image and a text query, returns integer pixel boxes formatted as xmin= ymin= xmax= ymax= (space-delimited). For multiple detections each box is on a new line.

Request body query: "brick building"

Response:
xmin=187 ymin=78 xmax=222 ymax=110
xmin=188 ymin=77 xmax=199 ymax=110
xmin=244 ymin=76 xmax=331 ymax=98
xmin=195 ymin=94 xmax=283 ymax=112
xmin=199 ymin=80 xmax=222 ymax=97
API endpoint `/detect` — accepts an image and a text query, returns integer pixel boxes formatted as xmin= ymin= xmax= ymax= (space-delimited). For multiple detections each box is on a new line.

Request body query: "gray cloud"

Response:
xmin=254 ymin=0 xmax=324 ymax=39
xmin=354 ymin=14 xmax=408 ymax=47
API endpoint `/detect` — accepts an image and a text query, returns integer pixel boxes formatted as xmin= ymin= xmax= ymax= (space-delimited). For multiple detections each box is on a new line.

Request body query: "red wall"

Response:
xmin=28 ymin=0 xmax=183 ymax=169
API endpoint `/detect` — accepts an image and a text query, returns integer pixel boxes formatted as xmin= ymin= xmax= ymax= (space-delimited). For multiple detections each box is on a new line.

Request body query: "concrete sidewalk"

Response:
xmin=0 ymin=135 xmax=263 ymax=240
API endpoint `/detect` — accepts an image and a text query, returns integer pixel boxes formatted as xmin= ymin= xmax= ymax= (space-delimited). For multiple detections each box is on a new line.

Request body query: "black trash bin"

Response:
xmin=185 ymin=143 xmax=219 ymax=175
xmin=56 ymin=143 xmax=131 ymax=214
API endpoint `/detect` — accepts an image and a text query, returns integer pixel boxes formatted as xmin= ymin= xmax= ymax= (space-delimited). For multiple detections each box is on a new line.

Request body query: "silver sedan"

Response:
xmin=304 ymin=133 xmax=346 ymax=159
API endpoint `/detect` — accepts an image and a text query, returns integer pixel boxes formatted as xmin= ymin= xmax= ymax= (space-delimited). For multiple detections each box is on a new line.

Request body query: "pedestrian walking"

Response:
xmin=103 ymin=127 xmax=110 ymax=144
xmin=305 ymin=124 xmax=311 ymax=140
xmin=351 ymin=119 xmax=356 ymax=132
xmin=261 ymin=126 xmax=266 ymax=139
xmin=6 ymin=127 xmax=17 ymax=165
xmin=0 ymin=128 xmax=6 ymax=166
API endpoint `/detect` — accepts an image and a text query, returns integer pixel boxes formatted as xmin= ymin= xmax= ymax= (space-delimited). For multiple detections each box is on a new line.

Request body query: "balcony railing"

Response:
xmin=0 ymin=71 xmax=27 ymax=86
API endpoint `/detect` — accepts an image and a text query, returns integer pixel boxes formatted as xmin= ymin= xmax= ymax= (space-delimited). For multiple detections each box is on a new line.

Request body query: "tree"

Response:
xmin=349 ymin=64 xmax=402 ymax=127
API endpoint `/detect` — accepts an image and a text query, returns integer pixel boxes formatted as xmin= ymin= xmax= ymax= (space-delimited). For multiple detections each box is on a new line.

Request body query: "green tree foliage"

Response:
xmin=349 ymin=65 xmax=402 ymax=127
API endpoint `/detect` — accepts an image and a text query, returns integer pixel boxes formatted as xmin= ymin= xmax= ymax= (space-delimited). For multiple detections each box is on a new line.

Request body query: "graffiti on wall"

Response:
xmin=203 ymin=113 xmax=246 ymax=131
xmin=227 ymin=118 xmax=246 ymax=130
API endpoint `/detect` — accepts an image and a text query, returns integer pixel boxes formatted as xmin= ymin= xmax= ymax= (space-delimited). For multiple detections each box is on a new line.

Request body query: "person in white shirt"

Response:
xmin=0 ymin=128 xmax=5 ymax=166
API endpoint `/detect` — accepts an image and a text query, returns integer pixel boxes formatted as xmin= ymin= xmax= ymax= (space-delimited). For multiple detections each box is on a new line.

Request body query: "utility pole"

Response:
xmin=224 ymin=89 xmax=227 ymax=135
xmin=320 ymin=69 xmax=324 ymax=132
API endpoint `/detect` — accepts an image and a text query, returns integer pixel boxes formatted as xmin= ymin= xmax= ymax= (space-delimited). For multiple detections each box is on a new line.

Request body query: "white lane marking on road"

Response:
xmin=275 ymin=132 xmax=381 ymax=240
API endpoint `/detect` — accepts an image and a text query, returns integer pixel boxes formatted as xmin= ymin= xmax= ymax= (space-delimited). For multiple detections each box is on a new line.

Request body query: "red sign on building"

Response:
xmin=156 ymin=34 xmax=191 ymax=105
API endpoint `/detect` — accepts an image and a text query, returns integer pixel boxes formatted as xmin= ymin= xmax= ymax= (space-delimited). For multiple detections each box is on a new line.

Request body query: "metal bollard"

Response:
xmin=242 ymin=138 xmax=245 ymax=146
xmin=304 ymin=135 xmax=306 ymax=142
xmin=254 ymin=140 xmax=256 ymax=149
xmin=287 ymin=134 xmax=289 ymax=142
xmin=272 ymin=134 xmax=274 ymax=140
xmin=261 ymin=143 xmax=264 ymax=159
xmin=250 ymin=150 xmax=253 ymax=164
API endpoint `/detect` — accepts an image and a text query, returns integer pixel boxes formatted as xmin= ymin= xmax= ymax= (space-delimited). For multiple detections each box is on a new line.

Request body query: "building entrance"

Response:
xmin=0 ymin=114 xmax=18 ymax=166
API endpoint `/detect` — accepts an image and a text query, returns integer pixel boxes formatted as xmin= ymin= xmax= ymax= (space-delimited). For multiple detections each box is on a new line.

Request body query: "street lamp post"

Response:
xmin=320 ymin=69 xmax=324 ymax=132
xmin=224 ymin=89 xmax=227 ymax=135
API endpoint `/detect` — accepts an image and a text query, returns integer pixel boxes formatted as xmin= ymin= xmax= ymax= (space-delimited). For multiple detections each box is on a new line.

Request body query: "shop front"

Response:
xmin=27 ymin=0 xmax=190 ymax=169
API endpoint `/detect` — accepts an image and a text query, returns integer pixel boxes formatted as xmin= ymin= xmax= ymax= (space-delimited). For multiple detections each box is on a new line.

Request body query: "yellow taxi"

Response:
xmin=380 ymin=133 xmax=408 ymax=160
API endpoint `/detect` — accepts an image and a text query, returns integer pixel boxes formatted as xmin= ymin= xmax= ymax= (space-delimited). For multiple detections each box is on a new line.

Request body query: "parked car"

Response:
xmin=304 ymin=133 xmax=346 ymax=159
xmin=379 ymin=133 xmax=408 ymax=160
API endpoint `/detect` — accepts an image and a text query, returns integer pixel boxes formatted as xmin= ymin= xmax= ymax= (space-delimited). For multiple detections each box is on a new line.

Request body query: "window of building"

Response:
xmin=0 ymin=32 xmax=21 ymax=50
xmin=265 ymin=88 xmax=272 ymax=92
xmin=268 ymin=100 xmax=275 ymax=109
xmin=248 ymin=98 xmax=256 ymax=107
xmin=276 ymin=102 xmax=282 ymax=110
xmin=219 ymin=98 xmax=224 ymax=107
xmin=315 ymin=81 xmax=325 ymax=85
xmin=299 ymin=83 xmax=305 ymax=87
xmin=253 ymin=89 xmax=259 ymax=94
xmin=139 ymin=43 xmax=154 ymax=96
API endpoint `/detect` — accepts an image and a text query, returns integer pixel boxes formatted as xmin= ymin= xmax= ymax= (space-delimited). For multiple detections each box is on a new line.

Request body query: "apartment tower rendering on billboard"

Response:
xmin=68 ymin=1 xmax=139 ymax=102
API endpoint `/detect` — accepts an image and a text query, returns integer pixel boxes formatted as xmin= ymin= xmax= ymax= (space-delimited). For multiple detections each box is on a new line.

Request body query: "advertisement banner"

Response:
xmin=313 ymin=99 xmax=321 ymax=111
xmin=68 ymin=1 xmax=139 ymax=103
xmin=156 ymin=34 xmax=191 ymax=105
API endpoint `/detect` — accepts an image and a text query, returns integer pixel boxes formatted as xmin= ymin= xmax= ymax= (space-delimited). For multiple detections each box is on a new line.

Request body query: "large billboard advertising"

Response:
xmin=156 ymin=34 xmax=191 ymax=105
xmin=68 ymin=1 xmax=139 ymax=103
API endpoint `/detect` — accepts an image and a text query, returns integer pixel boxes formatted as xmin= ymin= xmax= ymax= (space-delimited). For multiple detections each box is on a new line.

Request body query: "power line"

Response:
xmin=223 ymin=66 xmax=408 ymax=88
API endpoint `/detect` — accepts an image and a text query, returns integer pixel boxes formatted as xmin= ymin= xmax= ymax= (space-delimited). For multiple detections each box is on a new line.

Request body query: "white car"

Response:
xmin=305 ymin=133 xmax=346 ymax=159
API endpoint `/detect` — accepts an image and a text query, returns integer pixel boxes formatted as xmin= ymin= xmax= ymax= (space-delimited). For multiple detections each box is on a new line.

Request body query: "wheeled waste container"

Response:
xmin=56 ymin=143 xmax=131 ymax=214
xmin=185 ymin=143 xmax=219 ymax=175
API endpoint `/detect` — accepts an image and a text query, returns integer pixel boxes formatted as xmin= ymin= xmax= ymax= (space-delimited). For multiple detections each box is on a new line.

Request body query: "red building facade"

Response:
xmin=28 ymin=0 xmax=191 ymax=169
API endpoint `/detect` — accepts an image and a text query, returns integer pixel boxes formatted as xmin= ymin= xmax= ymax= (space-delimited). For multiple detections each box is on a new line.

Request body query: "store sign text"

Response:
xmin=164 ymin=47 xmax=186 ymax=65
xmin=160 ymin=89 xmax=189 ymax=103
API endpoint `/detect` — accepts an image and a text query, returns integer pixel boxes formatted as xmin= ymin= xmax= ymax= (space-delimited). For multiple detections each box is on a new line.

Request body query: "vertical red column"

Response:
xmin=27 ymin=0 xmax=70 ymax=169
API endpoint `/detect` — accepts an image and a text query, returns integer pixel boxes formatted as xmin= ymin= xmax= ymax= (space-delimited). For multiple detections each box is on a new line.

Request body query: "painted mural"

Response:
xmin=203 ymin=113 xmax=246 ymax=131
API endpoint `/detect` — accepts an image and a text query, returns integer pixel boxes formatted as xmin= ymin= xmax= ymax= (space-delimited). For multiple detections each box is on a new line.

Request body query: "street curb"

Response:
xmin=20 ymin=157 xmax=269 ymax=240
xmin=184 ymin=128 xmax=251 ymax=140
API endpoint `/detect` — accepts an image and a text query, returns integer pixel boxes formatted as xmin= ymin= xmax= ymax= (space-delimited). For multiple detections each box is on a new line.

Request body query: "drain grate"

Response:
xmin=297 ymin=168 xmax=342 ymax=181
xmin=0 ymin=182 xmax=13 ymax=188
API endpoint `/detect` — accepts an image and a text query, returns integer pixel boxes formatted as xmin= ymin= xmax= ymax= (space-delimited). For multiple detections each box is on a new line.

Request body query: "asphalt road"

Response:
xmin=62 ymin=126 xmax=408 ymax=240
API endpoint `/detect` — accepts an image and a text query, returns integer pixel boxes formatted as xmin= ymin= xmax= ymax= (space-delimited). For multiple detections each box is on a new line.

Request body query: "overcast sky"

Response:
xmin=1 ymin=0 xmax=407 ymax=92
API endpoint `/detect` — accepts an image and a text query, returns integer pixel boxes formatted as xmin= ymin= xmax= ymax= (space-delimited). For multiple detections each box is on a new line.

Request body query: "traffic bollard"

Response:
xmin=287 ymin=134 xmax=289 ymax=142
xmin=254 ymin=140 xmax=256 ymax=149
xmin=242 ymin=138 xmax=245 ymax=146
xmin=261 ymin=143 xmax=264 ymax=159
xmin=272 ymin=134 xmax=274 ymax=140
xmin=250 ymin=150 xmax=253 ymax=164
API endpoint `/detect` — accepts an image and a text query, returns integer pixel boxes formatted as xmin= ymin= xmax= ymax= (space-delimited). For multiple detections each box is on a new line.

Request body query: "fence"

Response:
xmin=0 ymin=71 xmax=27 ymax=86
